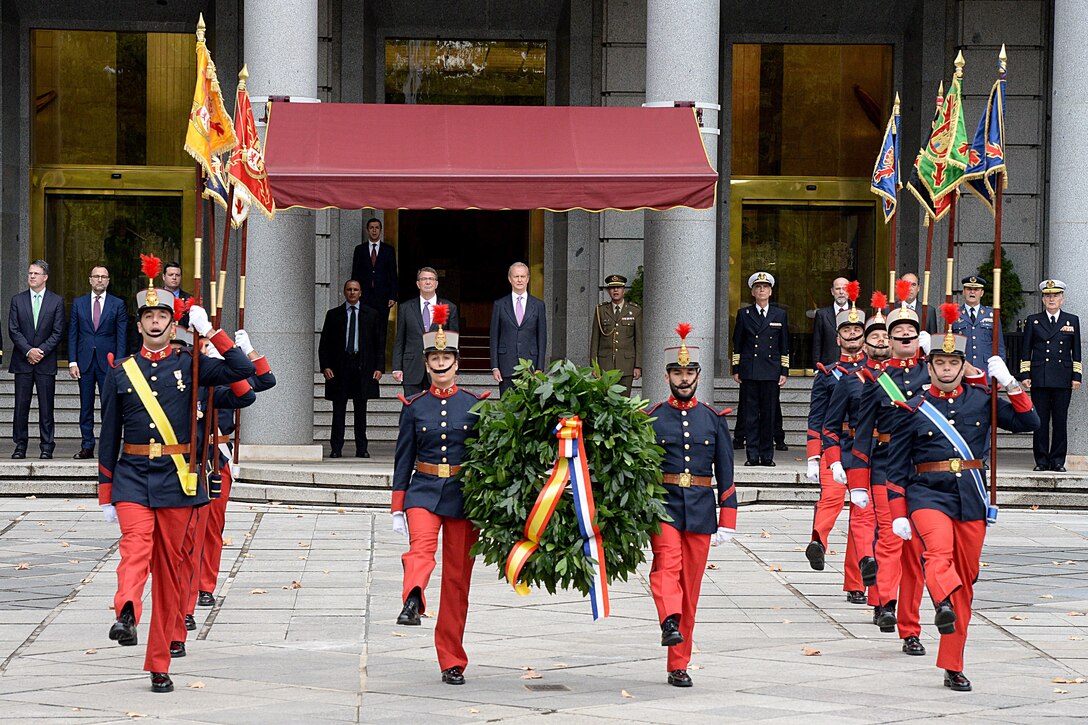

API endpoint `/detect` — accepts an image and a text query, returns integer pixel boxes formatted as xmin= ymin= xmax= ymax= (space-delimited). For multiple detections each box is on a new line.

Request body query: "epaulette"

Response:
xmin=644 ymin=401 xmax=664 ymax=416
xmin=834 ymin=364 xmax=849 ymax=375
xmin=107 ymin=352 xmax=129 ymax=369
xmin=892 ymin=396 xmax=925 ymax=413
xmin=700 ymin=402 xmax=732 ymax=417
xmin=465 ymin=389 xmax=492 ymax=400
xmin=860 ymin=367 xmax=878 ymax=383
xmin=398 ymin=390 xmax=427 ymax=406
xmin=816 ymin=362 xmax=829 ymax=375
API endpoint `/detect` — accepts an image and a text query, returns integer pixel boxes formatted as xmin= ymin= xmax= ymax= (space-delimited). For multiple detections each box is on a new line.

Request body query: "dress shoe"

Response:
xmin=805 ymin=540 xmax=825 ymax=571
xmin=108 ymin=603 xmax=138 ymax=646
xmin=329 ymin=451 xmax=342 ymax=459
xmin=1053 ymin=465 xmax=1067 ymax=473
xmin=902 ymin=636 xmax=926 ymax=656
xmin=667 ymin=669 xmax=693 ymax=688
xmin=185 ymin=614 xmax=196 ymax=631
xmin=355 ymin=451 xmax=371 ymax=458
xmin=441 ymin=666 xmax=465 ymax=685
xmin=660 ymin=615 xmax=683 ymax=647
xmin=73 ymin=448 xmax=94 ymax=459
xmin=150 ymin=672 xmax=174 ymax=693
xmin=1033 ymin=464 xmax=1048 ymax=471
xmin=744 ymin=459 xmax=759 ymax=467
xmin=859 ymin=556 xmax=878 ymax=587
xmin=775 ymin=442 xmax=788 ymax=452
xmin=170 ymin=641 xmax=186 ymax=658
xmin=845 ymin=590 xmax=867 ymax=605
xmin=198 ymin=591 xmax=216 ymax=607
xmin=39 ymin=452 xmax=52 ymax=460
xmin=11 ymin=450 xmax=25 ymax=459
xmin=944 ymin=669 xmax=972 ymax=691
xmin=934 ymin=599 xmax=957 ymax=635
xmin=397 ymin=597 xmax=422 ymax=626
xmin=877 ymin=604 xmax=898 ymax=633
xmin=761 ymin=458 xmax=776 ymax=467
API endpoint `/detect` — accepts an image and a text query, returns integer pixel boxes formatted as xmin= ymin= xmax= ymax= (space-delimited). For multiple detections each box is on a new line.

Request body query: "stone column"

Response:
xmin=239 ymin=0 xmax=320 ymax=458
xmin=1049 ymin=0 xmax=1088 ymax=469
xmin=642 ymin=0 xmax=720 ymax=403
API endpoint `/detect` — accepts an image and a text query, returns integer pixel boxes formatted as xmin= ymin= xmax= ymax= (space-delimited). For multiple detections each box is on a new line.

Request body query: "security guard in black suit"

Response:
xmin=953 ymin=276 xmax=1005 ymax=369
xmin=1019 ymin=279 xmax=1082 ymax=471
xmin=732 ymin=271 xmax=789 ymax=466
xmin=590 ymin=274 xmax=642 ymax=394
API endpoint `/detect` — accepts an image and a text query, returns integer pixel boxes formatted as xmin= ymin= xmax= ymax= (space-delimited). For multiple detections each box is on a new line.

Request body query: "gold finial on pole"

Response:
xmin=938 ymin=80 xmax=944 ymax=97
xmin=196 ymin=13 xmax=206 ymax=43
xmin=999 ymin=43 xmax=1007 ymax=62
xmin=893 ymin=91 xmax=900 ymax=115
xmin=239 ymin=64 xmax=249 ymax=90
xmin=954 ymin=49 xmax=965 ymax=78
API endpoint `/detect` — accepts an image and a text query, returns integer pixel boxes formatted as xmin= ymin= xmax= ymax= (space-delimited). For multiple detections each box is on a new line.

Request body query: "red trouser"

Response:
xmin=115 ymin=503 xmax=195 ymax=673
xmin=402 ymin=508 xmax=478 ymax=671
xmin=649 ymin=523 xmax=711 ymax=672
xmin=173 ymin=505 xmax=210 ymax=643
xmin=871 ymin=485 xmax=924 ymax=637
xmin=910 ymin=508 xmax=985 ymax=672
xmin=198 ymin=466 xmax=233 ymax=594
xmin=810 ymin=452 xmax=874 ymax=595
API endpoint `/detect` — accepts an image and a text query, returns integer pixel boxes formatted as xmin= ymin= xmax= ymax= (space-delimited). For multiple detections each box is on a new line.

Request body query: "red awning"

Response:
xmin=264 ymin=103 xmax=717 ymax=212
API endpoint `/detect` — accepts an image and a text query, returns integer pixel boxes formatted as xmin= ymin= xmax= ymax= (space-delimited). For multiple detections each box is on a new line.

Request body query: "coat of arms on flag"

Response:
xmin=183 ymin=15 xmax=236 ymax=177
xmin=870 ymin=93 xmax=901 ymax=223
xmin=227 ymin=65 xmax=275 ymax=222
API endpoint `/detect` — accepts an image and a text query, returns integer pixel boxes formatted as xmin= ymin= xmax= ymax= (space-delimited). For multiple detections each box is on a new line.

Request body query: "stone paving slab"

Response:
xmin=0 ymin=499 xmax=1085 ymax=723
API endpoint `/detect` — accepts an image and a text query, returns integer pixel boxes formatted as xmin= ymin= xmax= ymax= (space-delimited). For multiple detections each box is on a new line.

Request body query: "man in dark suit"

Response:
xmin=489 ymin=262 xmax=547 ymax=394
xmin=392 ymin=266 xmax=459 ymax=396
xmin=812 ymin=277 xmax=850 ymax=366
xmin=68 ymin=265 xmax=127 ymax=459
xmin=1019 ymin=278 xmax=1081 ymax=472
xmin=732 ymin=271 xmax=789 ymax=466
xmin=7 ymin=260 xmax=66 ymax=459
xmin=319 ymin=280 xmax=384 ymax=458
xmin=162 ymin=261 xmax=193 ymax=345
xmin=900 ymin=273 xmax=939 ymax=334
xmin=351 ymin=218 xmax=398 ymax=350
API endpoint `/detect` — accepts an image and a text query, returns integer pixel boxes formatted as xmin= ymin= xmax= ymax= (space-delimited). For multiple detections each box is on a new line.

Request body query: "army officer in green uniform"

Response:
xmin=590 ymin=274 xmax=642 ymax=394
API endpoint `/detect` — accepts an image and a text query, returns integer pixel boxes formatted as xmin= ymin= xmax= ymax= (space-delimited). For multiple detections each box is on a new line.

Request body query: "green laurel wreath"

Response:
xmin=461 ymin=359 xmax=667 ymax=596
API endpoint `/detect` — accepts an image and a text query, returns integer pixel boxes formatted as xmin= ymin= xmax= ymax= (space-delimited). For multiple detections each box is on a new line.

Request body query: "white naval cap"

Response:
xmin=747 ymin=271 xmax=775 ymax=288
xmin=1039 ymin=279 xmax=1066 ymax=294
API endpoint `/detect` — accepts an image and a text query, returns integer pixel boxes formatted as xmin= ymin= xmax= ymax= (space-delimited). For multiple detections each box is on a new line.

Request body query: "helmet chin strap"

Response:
xmin=429 ymin=363 xmax=455 ymax=375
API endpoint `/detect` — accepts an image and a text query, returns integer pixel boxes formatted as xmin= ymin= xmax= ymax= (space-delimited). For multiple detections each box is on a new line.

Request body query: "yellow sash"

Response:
xmin=121 ymin=357 xmax=198 ymax=496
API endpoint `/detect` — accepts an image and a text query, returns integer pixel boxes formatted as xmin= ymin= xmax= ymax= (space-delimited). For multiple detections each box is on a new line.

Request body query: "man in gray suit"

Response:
xmin=489 ymin=262 xmax=547 ymax=394
xmin=392 ymin=267 xmax=459 ymax=396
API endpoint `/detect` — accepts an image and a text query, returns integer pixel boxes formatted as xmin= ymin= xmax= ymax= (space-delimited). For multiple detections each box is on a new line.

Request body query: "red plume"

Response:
xmin=675 ymin=322 xmax=692 ymax=340
xmin=895 ymin=278 xmax=912 ymax=304
xmin=845 ymin=280 xmax=860 ymax=303
xmin=871 ymin=291 xmax=887 ymax=310
xmin=940 ymin=302 xmax=960 ymax=327
xmin=173 ymin=296 xmax=192 ymax=323
xmin=140 ymin=254 xmax=161 ymax=280
xmin=431 ymin=303 xmax=449 ymax=327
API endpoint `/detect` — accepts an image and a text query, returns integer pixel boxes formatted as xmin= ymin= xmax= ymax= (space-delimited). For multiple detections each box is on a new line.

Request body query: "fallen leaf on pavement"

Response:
xmin=391 ymin=632 xmax=405 ymax=638
xmin=768 ymin=565 xmax=783 ymax=572
xmin=25 ymin=495 xmax=36 ymax=500
xmin=1054 ymin=688 xmax=1069 ymax=694
xmin=81 ymin=578 xmax=93 ymax=583
xmin=269 ymin=501 xmax=282 ymax=506
xmin=760 ymin=530 xmax=771 ymax=538
xmin=1052 ymin=677 xmax=1086 ymax=684
xmin=1009 ymin=615 xmax=1027 ymax=621
xmin=980 ymin=562 xmax=991 ymax=568
xmin=555 ymin=663 xmax=569 ymax=668
xmin=298 ymin=556 xmax=308 ymax=561
xmin=250 ymin=589 xmax=267 ymax=595
xmin=827 ymin=549 xmax=838 ymax=555
xmin=68 ymin=559 xmax=80 ymax=564
xmin=1068 ymin=612 xmax=1086 ymax=617
xmin=468 ymin=708 xmax=479 ymax=714
xmin=337 ymin=508 xmax=346 ymax=514
xmin=126 ymin=714 xmax=146 ymax=719
xmin=289 ymin=581 xmax=303 ymax=589
xmin=1040 ymin=594 xmax=1055 ymax=599
xmin=521 ymin=669 xmax=543 ymax=680
xmin=620 ymin=689 xmax=634 ymax=698
xmin=188 ymin=681 xmax=205 ymax=689
xmin=706 ymin=563 xmax=719 ymax=570
xmin=782 ymin=619 xmax=793 ymax=624
xmin=15 ymin=562 xmax=30 ymax=570
xmin=422 ymin=610 xmax=435 ymax=618
xmin=1070 ymin=636 xmax=1084 ymax=641
xmin=323 ymin=569 xmax=330 ymax=574
xmin=1030 ymin=505 xmax=1040 ymax=510
xmin=802 ymin=647 xmax=821 ymax=656
xmin=84 ymin=649 xmax=97 ymax=654
xmin=222 ymin=537 xmax=233 ymax=546
xmin=60 ymin=542 xmax=70 ymax=547
xmin=299 ymin=542 xmax=310 ymax=548
xmin=689 ymin=665 xmax=703 ymax=670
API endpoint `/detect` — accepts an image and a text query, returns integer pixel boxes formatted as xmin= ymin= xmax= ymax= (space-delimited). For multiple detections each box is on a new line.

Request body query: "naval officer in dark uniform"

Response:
xmin=99 ymin=256 xmax=254 ymax=693
xmin=952 ymin=275 xmax=1005 ymax=369
xmin=392 ymin=305 xmax=490 ymax=686
xmin=589 ymin=274 xmax=642 ymax=394
xmin=645 ymin=323 xmax=736 ymax=688
xmin=1019 ymin=278 xmax=1081 ymax=471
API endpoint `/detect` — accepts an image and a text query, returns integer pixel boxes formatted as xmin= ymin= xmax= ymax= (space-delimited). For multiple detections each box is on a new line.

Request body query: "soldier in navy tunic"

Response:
xmin=391 ymin=309 xmax=489 ymax=686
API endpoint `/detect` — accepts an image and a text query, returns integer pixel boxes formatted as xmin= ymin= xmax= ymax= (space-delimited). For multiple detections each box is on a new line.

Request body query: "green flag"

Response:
xmin=913 ymin=57 xmax=970 ymax=205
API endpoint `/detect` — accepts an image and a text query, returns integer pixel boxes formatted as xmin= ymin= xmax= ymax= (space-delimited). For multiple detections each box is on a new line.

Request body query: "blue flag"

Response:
xmin=202 ymin=154 xmax=230 ymax=210
xmin=963 ymin=47 xmax=1008 ymax=214
xmin=869 ymin=96 xmax=901 ymax=223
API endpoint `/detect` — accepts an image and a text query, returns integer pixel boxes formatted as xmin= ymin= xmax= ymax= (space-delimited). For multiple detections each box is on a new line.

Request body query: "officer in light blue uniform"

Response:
xmin=952 ymin=276 xmax=1005 ymax=369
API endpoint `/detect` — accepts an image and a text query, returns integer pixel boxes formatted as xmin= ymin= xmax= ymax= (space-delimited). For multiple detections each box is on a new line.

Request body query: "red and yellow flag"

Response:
xmin=183 ymin=15 xmax=236 ymax=177
xmin=227 ymin=65 xmax=275 ymax=221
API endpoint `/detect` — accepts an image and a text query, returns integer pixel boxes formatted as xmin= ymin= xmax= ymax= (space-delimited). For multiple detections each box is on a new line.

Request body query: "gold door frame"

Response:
xmin=729 ymin=176 xmax=890 ymax=375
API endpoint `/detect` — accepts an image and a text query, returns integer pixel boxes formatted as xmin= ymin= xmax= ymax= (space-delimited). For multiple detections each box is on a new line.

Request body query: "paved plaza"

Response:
xmin=0 ymin=498 xmax=1085 ymax=723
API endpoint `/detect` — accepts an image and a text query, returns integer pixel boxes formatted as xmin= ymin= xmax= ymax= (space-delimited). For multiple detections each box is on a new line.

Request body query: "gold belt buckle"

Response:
xmin=949 ymin=458 xmax=962 ymax=473
xmin=437 ymin=463 xmax=451 ymax=477
xmin=678 ymin=472 xmax=692 ymax=488
xmin=148 ymin=442 xmax=162 ymax=460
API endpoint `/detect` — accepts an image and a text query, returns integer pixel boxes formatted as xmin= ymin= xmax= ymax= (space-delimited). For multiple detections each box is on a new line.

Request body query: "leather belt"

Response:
xmin=876 ymin=433 xmax=891 ymax=444
xmin=844 ymin=425 xmax=882 ymax=440
xmin=123 ymin=443 xmax=188 ymax=459
xmin=662 ymin=473 xmax=713 ymax=487
xmin=416 ymin=461 xmax=461 ymax=477
xmin=915 ymin=458 xmax=985 ymax=474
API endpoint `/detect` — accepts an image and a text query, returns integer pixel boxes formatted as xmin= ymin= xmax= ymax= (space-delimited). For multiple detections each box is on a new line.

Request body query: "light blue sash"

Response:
xmin=916 ymin=399 xmax=994 ymax=525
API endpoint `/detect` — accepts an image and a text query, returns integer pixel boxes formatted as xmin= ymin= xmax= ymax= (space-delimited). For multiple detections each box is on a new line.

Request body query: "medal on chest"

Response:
xmin=175 ymin=370 xmax=186 ymax=392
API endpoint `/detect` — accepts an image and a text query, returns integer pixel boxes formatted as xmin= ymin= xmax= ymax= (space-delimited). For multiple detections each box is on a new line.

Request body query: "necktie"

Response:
xmin=422 ymin=301 xmax=431 ymax=330
xmin=92 ymin=295 xmax=102 ymax=330
xmin=614 ymin=304 xmax=620 ymax=316
xmin=515 ymin=296 xmax=525 ymax=325
xmin=970 ymin=308 xmax=977 ymax=324
xmin=1051 ymin=315 xmax=1057 ymax=325
xmin=371 ymin=244 xmax=377 ymax=268
xmin=346 ymin=306 xmax=357 ymax=353
xmin=761 ymin=307 xmax=766 ymax=318
xmin=32 ymin=293 xmax=41 ymax=327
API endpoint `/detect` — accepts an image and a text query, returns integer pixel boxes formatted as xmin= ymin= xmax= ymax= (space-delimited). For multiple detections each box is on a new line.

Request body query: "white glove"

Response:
xmin=230 ymin=462 xmax=240 ymax=478
xmin=391 ymin=511 xmax=409 ymax=537
xmin=188 ymin=304 xmax=212 ymax=336
xmin=892 ymin=517 xmax=912 ymax=540
xmin=203 ymin=343 xmax=223 ymax=360
xmin=101 ymin=504 xmax=118 ymax=524
xmin=830 ymin=461 xmax=847 ymax=485
xmin=918 ymin=330 xmax=932 ymax=355
xmin=987 ymin=355 xmax=1015 ymax=388
xmin=806 ymin=457 xmax=821 ymax=483
xmin=849 ymin=489 xmax=870 ymax=509
xmin=710 ymin=527 xmax=735 ymax=546
xmin=235 ymin=329 xmax=254 ymax=356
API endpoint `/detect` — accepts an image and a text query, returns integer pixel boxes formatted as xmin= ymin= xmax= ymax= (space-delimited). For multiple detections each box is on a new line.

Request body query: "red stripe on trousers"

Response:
xmin=402 ymin=508 xmax=478 ymax=671
xmin=910 ymin=508 xmax=985 ymax=672
xmin=649 ymin=523 xmax=711 ymax=672
xmin=871 ymin=485 xmax=925 ymax=637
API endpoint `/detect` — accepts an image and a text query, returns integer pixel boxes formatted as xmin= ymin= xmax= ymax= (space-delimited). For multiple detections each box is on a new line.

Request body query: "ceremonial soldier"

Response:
xmin=805 ymin=285 xmax=874 ymax=605
xmin=645 ymin=323 xmax=736 ymax=688
xmin=99 ymin=256 xmax=254 ymax=693
xmin=953 ymin=275 xmax=1005 ymax=369
xmin=732 ymin=271 xmax=789 ymax=466
xmin=1019 ymin=279 xmax=1081 ymax=472
xmin=887 ymin=305 xmax=1038 ymax=692
xmin=589 ymin=274 xmax=642 ymax=394
xmin=391 ymin=305 xmax=489 ymax=686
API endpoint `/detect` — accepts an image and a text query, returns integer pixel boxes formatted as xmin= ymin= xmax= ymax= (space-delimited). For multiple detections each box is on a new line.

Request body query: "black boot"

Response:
xmin=944 ymin=669 xmax=971 ymax=691
xmin=109 ymin=601 xmax=138 ymax=646
xmin=876 ymin=602 xmax=898 ymax=633
xmin=441 ymin=666 xmax=465 ymax=685
xmin=805 ymin=540 xmax=825 ymax=571
xmin=934 ymin=598 xmax=957 ymax=635
xmin=170 ymin=640 xmax=186 ymax=658
xmin=902 ymin=636 xmax=926 ymax=656
xmin=872 ymin=605 xmax=882 ymax=625
xmin=667 ymin=669 xmax=693 ymax=687
xmin=150 ymin=672 xmax=174 ymax=693
xmin=845 ymin=590 xmax=866 ymax=605
xmin=660 ymin=614 xmax=683 ymax=647
xmin=397 ymin=588 xmax=423 ymax=626
xmin=859 ymin=556 xmax=878 ymax=587
xmin=197 ymin=591 xmax=216 ymax=607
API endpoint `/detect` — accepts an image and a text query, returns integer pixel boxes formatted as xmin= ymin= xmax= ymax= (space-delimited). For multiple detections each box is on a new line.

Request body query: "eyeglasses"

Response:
xmin=90 ymin=275 xmax=110 ymax=280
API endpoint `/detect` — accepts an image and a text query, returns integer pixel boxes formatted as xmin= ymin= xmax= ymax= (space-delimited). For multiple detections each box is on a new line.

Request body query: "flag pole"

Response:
xmin=889 ymin=92 xmax=900 ymax=294
xmin=920 ymin=82 xmax=944 ymax=326
xmin=233 ymin=216 xmax=249 ymax=466
xmin=944 ymin=53 xmax=965 ymax=306
xmin=190 ymin=162 xmax=204 ymax=481
xmin=990 ymin=45 xmax=1008 ymax=510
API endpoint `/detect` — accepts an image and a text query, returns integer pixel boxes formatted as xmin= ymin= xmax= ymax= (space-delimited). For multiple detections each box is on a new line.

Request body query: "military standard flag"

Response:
xmin=963 ymin=46 xmax=1008 ymax=214
xmin=183 ymin=15 xmax=236 ymax=177
xmin=202 ymin=155 xmax=230 ymax=210
xmin=907 ymin=82 xmax=951 ymax=222
xmin=227 ymin=65 xmax=275 ymax=221
xmin=870 ymin=93 xmax=901 ymax=223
